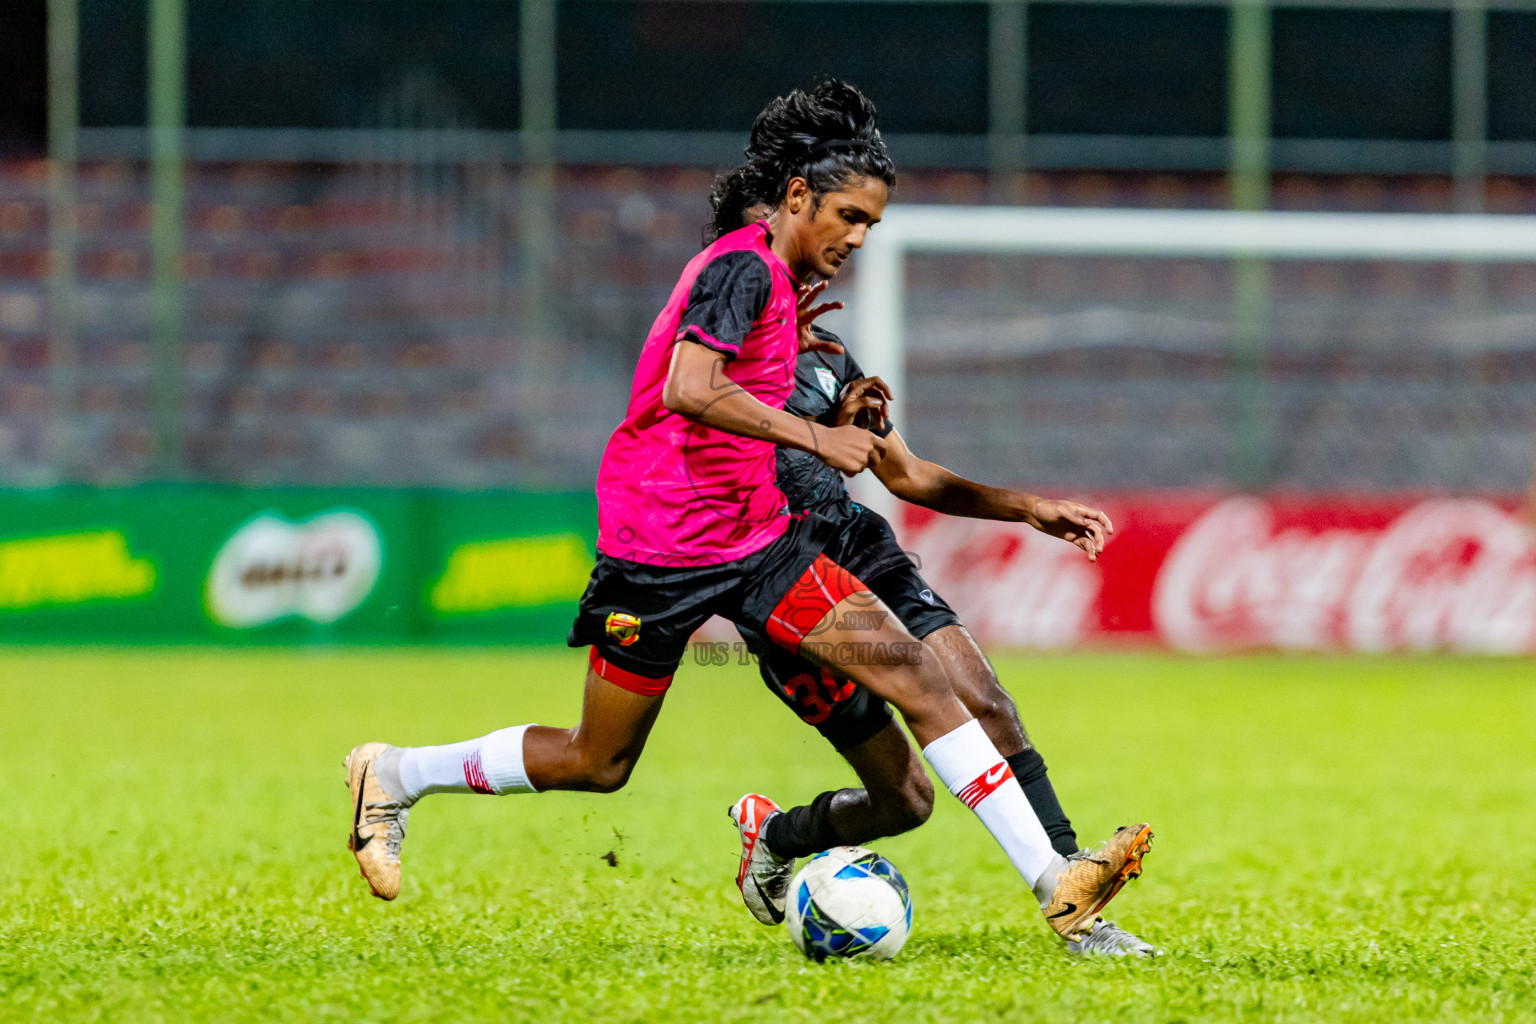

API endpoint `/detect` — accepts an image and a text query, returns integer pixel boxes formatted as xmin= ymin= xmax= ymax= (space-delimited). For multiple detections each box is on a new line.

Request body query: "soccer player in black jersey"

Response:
xmin=716 ymin=188 xmax=1158 ymax=955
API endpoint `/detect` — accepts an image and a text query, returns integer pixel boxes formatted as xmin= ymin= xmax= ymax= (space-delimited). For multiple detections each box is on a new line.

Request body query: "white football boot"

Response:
xmin=1065 ymin=918 xmax=1159 ymax=957
xmin=729 ymin=793 xmax=796 ymax=925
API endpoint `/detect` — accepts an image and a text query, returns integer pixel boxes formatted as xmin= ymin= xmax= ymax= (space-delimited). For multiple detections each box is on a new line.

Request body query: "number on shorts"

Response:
xmin=783 ymin=667 xmax=856 ymax=725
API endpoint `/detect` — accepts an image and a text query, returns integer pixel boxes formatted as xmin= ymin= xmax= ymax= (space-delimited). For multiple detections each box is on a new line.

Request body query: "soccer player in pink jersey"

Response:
xmin=341 ymin=81 xmax=1148 ymax=946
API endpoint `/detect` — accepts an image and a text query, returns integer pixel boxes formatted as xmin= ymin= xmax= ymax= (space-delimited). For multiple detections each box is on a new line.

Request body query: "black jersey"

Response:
xmin=775 ymin=326 xmax=895 ymax=517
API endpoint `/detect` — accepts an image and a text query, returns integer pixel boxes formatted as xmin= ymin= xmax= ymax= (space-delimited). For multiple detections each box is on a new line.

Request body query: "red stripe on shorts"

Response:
xmin=765 ymin=553 xmax=870 ymax=653
xmin=589 ymin=647 xmax=673 ymax=696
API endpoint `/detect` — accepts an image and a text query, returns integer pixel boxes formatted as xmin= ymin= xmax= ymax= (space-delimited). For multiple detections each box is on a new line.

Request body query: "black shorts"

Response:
xmin=567 ymin=510 xmax=870 ymax=693
xmin=739 ymin=505 xmax=961 ymax=751
xmin=820 ymin=498 xmax=911 ymax=582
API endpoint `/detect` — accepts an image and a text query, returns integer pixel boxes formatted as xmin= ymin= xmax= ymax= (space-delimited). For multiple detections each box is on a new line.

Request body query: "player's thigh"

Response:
xmin=737 ymin=537 xmax=967 ymax=739
xmin=745 ymin=625 xmax=896 ymax=754
xmin=796 ymin=590 xmax=960 ymax=717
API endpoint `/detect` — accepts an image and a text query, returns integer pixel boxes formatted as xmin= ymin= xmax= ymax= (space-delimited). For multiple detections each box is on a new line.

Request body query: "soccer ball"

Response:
xmin=785 ymin=846 xmax=912 ymax=962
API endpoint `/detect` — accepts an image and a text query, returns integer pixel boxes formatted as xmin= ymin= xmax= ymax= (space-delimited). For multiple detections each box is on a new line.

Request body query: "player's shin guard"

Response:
xmin=922 ymin=719 xmax=1058 ymax=890
xmin=396 ymin=725 xmax=538 ymax=801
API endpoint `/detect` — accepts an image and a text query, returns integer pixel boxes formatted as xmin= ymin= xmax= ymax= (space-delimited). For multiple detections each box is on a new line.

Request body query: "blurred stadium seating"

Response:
xmin=4 ymin=159 xmax=1535 ymax=491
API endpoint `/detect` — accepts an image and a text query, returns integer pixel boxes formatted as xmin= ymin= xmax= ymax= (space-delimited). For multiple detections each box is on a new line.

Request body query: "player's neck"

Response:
xmin=763 ymin=218 xmax=816 ymax=285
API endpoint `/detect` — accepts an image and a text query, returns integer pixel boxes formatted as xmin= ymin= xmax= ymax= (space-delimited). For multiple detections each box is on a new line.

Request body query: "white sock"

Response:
xmin=397 ymin=725 xmax=537 ymax=801
xmin=923 ymin=718 xmax=1061 ymax=891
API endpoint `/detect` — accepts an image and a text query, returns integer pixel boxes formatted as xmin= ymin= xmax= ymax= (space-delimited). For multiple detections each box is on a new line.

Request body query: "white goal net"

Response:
xmin=848 ymin=206 xmax=1536 ymax=520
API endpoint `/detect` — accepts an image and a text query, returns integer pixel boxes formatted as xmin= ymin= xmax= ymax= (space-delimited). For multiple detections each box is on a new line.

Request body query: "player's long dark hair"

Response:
xmin=704 ymin=80 xmax=896 ymax=245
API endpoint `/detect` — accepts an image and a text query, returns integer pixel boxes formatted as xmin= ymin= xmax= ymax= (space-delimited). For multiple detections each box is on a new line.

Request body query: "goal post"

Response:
xmin=850 ymin=206 xmax=1536 ymax=520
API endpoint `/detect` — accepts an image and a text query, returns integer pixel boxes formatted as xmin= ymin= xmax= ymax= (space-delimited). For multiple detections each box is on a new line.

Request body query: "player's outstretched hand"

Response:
xmin=834 ymin=376 xmax=892 ymax=432
xmin=1032 ymin=499 xmax=1115 ymax=562
xmin=797 ymin=281 xmax=844 ymax=354
xmin=814 ymin=424 xmax=880 ymax=475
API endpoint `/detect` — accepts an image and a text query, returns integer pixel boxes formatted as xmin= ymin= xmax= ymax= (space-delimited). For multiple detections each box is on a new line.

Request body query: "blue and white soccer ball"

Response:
xmin=785 ymin=846 xmax=912 ymax=962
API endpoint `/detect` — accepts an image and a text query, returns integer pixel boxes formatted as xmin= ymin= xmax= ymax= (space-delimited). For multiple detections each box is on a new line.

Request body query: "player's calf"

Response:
xmin=760 ymin=780 xmax=932 ymax=864
xmin=866 ymin=776 xmax=933 ymax=837
xmin=840 ymin=723 xmax=935 ymax=841
xmin=925 ymin=626 xmax=1023 ymax=739
xmin=535 ymin=734 xmax=642 ymax=793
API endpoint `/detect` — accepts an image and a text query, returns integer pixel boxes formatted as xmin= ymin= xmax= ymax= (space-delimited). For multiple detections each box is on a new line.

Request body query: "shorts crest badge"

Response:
xmin=815 ymin=367 xmax=840 ymax=400
xmin=605 ymin=611 xmax=642 ymax=646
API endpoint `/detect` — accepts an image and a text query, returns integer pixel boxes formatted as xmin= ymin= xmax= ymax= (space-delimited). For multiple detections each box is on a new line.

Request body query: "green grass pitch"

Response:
xmin=2 ymin=648 xmax=1533 ymax=1022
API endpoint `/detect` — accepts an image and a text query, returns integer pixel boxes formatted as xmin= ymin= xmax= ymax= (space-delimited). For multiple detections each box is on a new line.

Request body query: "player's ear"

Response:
xmin=784 ymin=177 xmax=809 ymax=216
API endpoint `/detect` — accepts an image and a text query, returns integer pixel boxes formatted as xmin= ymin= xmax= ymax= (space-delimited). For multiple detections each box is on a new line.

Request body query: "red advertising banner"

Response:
xmin=901 ymin=494 xmax=1536 ymax=653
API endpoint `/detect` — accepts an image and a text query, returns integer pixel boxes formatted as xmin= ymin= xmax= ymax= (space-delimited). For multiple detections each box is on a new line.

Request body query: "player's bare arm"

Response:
xmin=663 ymin=338 xmax=879 ymax=475
xmin=870 ymin=427 xmax=1112 ymax=561
xmin=851 ymin=409 xmax=1112 ymax=560
xmin=823 ymin=373 xmax=1110 ymax=558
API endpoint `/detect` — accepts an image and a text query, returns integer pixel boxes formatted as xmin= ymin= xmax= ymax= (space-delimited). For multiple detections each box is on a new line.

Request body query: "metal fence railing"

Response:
xmin=4 ymin=160 xmax=1536 ymax=492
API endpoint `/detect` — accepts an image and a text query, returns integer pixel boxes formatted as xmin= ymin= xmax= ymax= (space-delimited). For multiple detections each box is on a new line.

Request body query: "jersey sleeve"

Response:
xmin=676 ymin=250 xmax=773 ymax=361
xmin=826 ymin=345 xmax=895 ymax=438
xmin=839 ymin=347 xmax=865 ymax=383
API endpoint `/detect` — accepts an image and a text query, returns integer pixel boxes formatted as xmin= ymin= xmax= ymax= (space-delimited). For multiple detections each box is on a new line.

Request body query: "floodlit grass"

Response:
xmin=1 ymin=648 xmax=1533 ymax=1022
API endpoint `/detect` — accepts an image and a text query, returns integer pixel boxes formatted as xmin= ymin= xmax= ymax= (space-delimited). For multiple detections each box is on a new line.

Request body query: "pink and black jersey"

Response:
xmin=595 ymin=222 xmax=800 ymax=566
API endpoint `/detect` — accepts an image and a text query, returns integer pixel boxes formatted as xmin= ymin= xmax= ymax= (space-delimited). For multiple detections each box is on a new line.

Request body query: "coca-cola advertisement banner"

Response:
xmin=901 ymin=494 xmax=1536 ymax=654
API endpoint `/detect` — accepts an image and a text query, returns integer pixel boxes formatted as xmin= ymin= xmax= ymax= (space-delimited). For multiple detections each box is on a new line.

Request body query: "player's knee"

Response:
xmin=585 ymin=765 xmax=632 ymax=794
xmin=900 ymin=771 xmax=936 ymax=831
xmin=576 ymin=752 xmax=638 ymax=793
xmin=889 ymin=791 xmax=933 ymax=835
xmin=967 ymin=686 xmax=1018 ymax=733
xmin=874 ymin=767 xmax=934 ymax=835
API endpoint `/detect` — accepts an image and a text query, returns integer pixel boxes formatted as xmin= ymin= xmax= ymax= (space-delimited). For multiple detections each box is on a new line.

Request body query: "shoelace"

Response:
xmin=1067 ymin=843 xmax=1110 ymax=866
xmin=364 ymin=800 xmax=410 ymax=859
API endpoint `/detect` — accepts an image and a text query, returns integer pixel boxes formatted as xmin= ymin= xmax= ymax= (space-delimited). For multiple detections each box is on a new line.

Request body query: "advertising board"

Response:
xmin=3 ymin=487 xmax=1528 ymax=652
xmin=0 ymin=488 xmax=596 ymax=643
xmin=903 ymin=494 xmax=1536 ymax=654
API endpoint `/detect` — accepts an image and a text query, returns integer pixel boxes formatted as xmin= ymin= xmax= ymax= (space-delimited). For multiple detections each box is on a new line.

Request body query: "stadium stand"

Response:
xmin=4 ymin=159 xmax=1536 ymax=491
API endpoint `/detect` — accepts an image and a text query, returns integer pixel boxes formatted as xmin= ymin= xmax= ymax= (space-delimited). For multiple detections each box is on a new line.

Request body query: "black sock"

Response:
xmin=1006 ymin=749 xmax=1078 ymax=857
xmin=764 ymin=790 xmax=848 ymax=859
